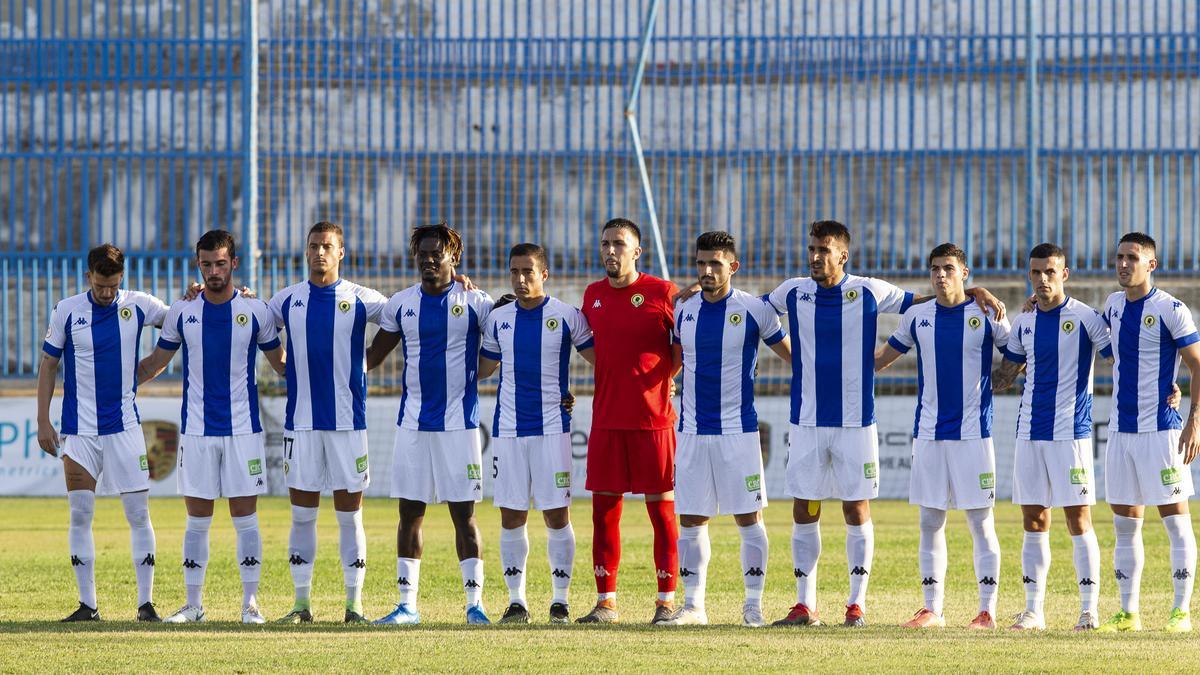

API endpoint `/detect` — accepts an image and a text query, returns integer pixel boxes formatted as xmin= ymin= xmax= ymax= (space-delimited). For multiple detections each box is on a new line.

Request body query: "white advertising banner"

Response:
xmin=1 ymin=395 xmax=1189 ymax=502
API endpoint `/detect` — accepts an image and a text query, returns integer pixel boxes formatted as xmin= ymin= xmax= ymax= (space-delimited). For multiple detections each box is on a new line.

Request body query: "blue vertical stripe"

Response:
xmin=558 ymin=321 xmax=572 ymax=433
xmin=306 ymin=286 xmax=337 ymax=430
xmin=694 ymin=297 xmax=726 ymax=434
xmin=860 ymin=291 xmax=879 ymax=426
xmin=979 ymin=316 xmax=995 ymax=439
xmin=813 ymin=286 xmax=843 ymax=426
xmin=1072 ymin=326 xmax=1093 ymax=439
xmin=1115 ymin=299 xmax=1144 ymax=432
xmin=740 ymin=311 xmax=760 ymax=433
xmin=912 ymin=317 xmax=924 ymax=439
xmin=933 ymin=305 xmax=965 ymax=441
xmin=490 ymin=322 xmax=502 ymax=435
xmin=786 ymin=289 xmax=802 ymax=425
xmin=201 ymin=299 xmax=233 ymax=434
xmin=462 ymin=305 xmax=481 ymax=429
xmin=91 ymin=301 xmax=122 ymax=435
xmin=178 ymin=314 xmax=190 ymax=434
xmin=281 ymin=295 xmax=297 ymax=431
xmin=1029 ymin=307 xmax=1060 ymax=440
xmin=61 ymin=314 xmax=77 ymax=435
xmin=1158 ymin=323 xmax=1182 ymax=431
xmin=417 ymin=291 xmax=449 ymax=431
xmin=248 ymin=314 xmax=262 ymax=434
xmin=349 ymin=299 xmax=367 ymax=431
xmin=513 ymin=303 xmax=544 ymax=436
xmin=397 ymin=319 xmax=409 ymax=427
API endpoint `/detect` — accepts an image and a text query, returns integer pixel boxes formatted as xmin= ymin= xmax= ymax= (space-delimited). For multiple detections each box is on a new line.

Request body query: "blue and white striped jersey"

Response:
xmin=1004 ymin=297 xmax=1112 ymax=441
xmin=268 ymin=279 xmax=388 ymax=432
xmin=481 ymin=296 xmax=593 ymax=438
xmin=158 ymin=292 xmax=281 ymax=437
xmin=43 ymin=290 xmax=169 ymax=436
xmin=888 ymin=300 xmax=1011 ymax=440
xmin=1105 ymin=288 xmax=1200 ymax=433
xmin=767 ymin=274 xmax=914 ymax=428
xmin=674 ymin=289 xmax=785 ymax=435
xmin=379 ymin=282 xmax=493 ymax=432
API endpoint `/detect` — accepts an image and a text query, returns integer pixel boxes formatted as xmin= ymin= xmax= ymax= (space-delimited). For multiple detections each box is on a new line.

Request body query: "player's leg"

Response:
xmin=493 ymin=436 xmax=532 ymax=623
xmin=165 ymin=496 xmax=215 ymax=623
xmin=903 ymin=438 xmax=947 ymax=628
xmin=60 ymin=446 xmax=100 ymax=622
xmin=579 ymin=428 xmax=627 ymax=623
xmin=280 ymin=431 xmax=323 ymax=623
xmin=431 ymin=428 xmax=488 ymax=623
xmin=664 ymin=514 xmax=710 ymax=626
xmin=1152 ymin=429 xmax=1195 ymax=632
xmin=1044 ymin=437 xmax=1099 ymax=630
xmin=448 ymin=501 xmax=487 ymax=622
xmin=1100 ymin=432 xmax=1145 ymax=631
xmin=108 ymin=426 xmax=158 ymax=621
xmin=1010 ymin=439 xmax=1050 ymax=631
xmin=735 ymin=511 xmax=768 ymax=627
xmin=529 ymin=433 xmax=575 ymax=623
xmin=542 ymin=507 xmax=574 ymax=623
xmin=378 ymin=428 xmax=433 ymax=625
xmin=828 ymin=425 xmax=879 ymax=626
xmin=333 ymin=489 xmax=367 ymax=622
xmin=777 ymin=424 xmax=826 ymax=626
xmin=1064 ymin=504 xmax=1100 ymax=630
xmin=222 ymin=432 xmax=268 ymax=623
xmin=954 ymin=438 xmax=1000 ymax=629
xmin=637 ymin=427 xmax=678 ymax=624
xmin=665 ymin=432 xmax=712 ymax=626
xmin=705 ymin=430 xmax=768 ymax=627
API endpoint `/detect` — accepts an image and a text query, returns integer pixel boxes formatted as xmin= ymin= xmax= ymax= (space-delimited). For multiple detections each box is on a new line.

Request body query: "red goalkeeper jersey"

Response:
xmin=582 ymin=273 xmax=678 ymax=431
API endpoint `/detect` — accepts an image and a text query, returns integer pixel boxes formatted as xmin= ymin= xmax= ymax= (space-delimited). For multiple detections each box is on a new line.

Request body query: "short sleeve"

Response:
xmin=378 ymin=293 xmax=403 ymax=334
xmin=765 ymin=280 xmax=792 ymax=315
xmin=748 ymin=297 xmax=784 ymax=346
xmin=42 ymin=303 xmax=68 ymax=357
xmin=864 ymin=277 xmax=914 ymax=315
xmin=156 ymin=302 xmax=184 ymax=351
xmin=567 ymin=306 xmax=593 ymax=350
xmin=137 ymin=293 xmax=170 ymax=328
xmin=253 ymin=300 xmax=281 ymax=351
xmin=267 ymin=292 xmax=288 ymax=330
xmin=887 ymin=311 xmax=917 ymax=353
xmin=1004 ymin=316 xmax=1027 ymax=364
xmin=470 ymin=290 xmax=494 ymax=329
xmin=480 ymin=313 xmax=502 ymax=361
xmin=1164 ymin=298 xmax=1200 ymax=349
xmin=1081 ymin=306 xmax=1113 ymax=360
xmin=357 ymin=286 xmax=389 ymax=324
xmin=991 ymin=315 xmax=1012 ymax=356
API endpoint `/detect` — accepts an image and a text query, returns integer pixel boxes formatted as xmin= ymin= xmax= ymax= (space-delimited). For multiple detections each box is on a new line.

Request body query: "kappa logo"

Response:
xmin=397 ymin=577 xmax=411 ymax=586
xmin=292 ymin=299 xmax=304 ymax=308
xmin=744 ymin=567 xmax=765 ymax=577
xmin=186 ymin=315 xmax=200 ymax=324
xmin=793 ymin=569 xmax=808 ymax=579
xmin=75 ymin=317 xmax=88 ymax=326
xmin=140 ymin=554 xmax=155 ymax=567
xmin=1174 ymin=300 xmax=1183 ymax=309
xmin=683 ymin=313 xmax=694 ymax=322
xmin=594 ymin=566 xmax=610 ymax=577
xmin=1022 ymin=576 xmax=1035 ymax=584
xmin=240 ymin=557 xmax=261 ymax=567
xmin=679 ymin=568 xmax=695 ymax=578
xmin=1173 ymin=487 xmax=1183 ymax=496
xmin=919 ymin=319 xmax=932 ymax=328
xmin=182 ymin=559 xmax=201 ymax=569
xmin=656 ymin=569 xmax=673 ymax=579
xmin=289 ymin=554 xmax=309 ymax=566
xmin=1023 ymin=326 xmax=1032 ymax=336
xmin=978 ymin=577 xmax=997 ymax=586
xmin=500 ymin=321 xmax=512 ymax=331
xmin=1079 ymin=487 xmax=1089 ymax=496
xmin=552 ymin=569 xmax=570 ymax=579
xmin=504 ymin=567 xmax=523 ymax=577
xmin=921 ymin=577 xmax=938 ymax=586
xmin=1114 ymin=570 xmax=1129 ymax=580
xmin=70 ymin=555 xmax=84 ymax=567
xmin=799 ymin=292 xmax=813 ymax=302
xmin=404 ymin=308 xmax=416 ymax=318
xmin=1079 ymin=578 xmax=1096 ymax=586
xmin=592 ymin=299 xmax=601 ymax=309
xmin=464 ymin=580 xmax=480 ymax=589
xmin=350 ymin=559 xmax=366 ymax=569
xmin=1174 ymin=569 xmax=1191 ymax=580
xmin=850 ymin=567 xmax=869 ymax=576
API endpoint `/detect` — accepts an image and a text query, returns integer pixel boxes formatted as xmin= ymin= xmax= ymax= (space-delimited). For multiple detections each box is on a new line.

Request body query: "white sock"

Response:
xmin=182 ymin=515 xmax=212 ymax=608
xmin=1113 ymin=515 xmax=1144 ymax=613
xmin=1163 ymin=514 xmax=1197 ymax=611
xmin=791 ymin=522 xmax=821 ymax=608
xmin=461 ymin=557 xmax=484 ymax=606
xmin=335 ymin=509 xmax=366 ymax=613
xmin=1071 ymin=529 xmax=1100 ymax=613
xmin=846 ymin=521 xmax=874 ymax=609
xmin=918 ymin=507 xmax=947 ymax=615
xmin=232 ymin=513 xmax=262 ymax=608
xmin=1021 ymin=530 xmax=1050 ymax=615
xmin=397 ymin=557 xmax=420 ymax=607
xmin=546 ymin=524 xmax=575 ymax=605
xmin=67 ymin=490 xmax=97 ymax=608
xmin=500 ymin=525 xmax=529 ymax=607
xmin=121 ymin=491 xmax=156 ymax=605
xmin=966 ymin=508 xmax=1000 ymax=615
xmin=678 ymin=525 xmax=710 ymax=611
xmin=288 ymin=505 xmax=319 ymax=608
xmin=739 ymin=521 xmax=769 ymax=606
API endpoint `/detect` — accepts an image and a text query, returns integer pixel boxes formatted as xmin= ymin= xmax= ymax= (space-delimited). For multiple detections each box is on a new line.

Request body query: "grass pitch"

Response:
xmin=1 ymin=497 xmax=1197 ymax=672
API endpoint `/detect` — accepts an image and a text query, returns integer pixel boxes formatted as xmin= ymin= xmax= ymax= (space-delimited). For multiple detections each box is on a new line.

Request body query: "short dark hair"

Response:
xmin=809 ymin=220 xmax=851 ymax=246
xmin=928 ymin=242 xmax=968 ymax=268
xmin=1119 ymin=231 xmax=1157 ymax=254
xmin=87 ymin=243 xmax=124 ymax=276
xmin=409 ymin=222 xmax=464 ymax=263
xmin=196 ymin=229 xmax=238 ymax=259
xmin=695 ymin=230 xmax=737 ymax=258
xmin=602 ymin=217 xmax=641 ymax=243
xmin=508 ymin=242 xmax=548 ymax=270
xmin=1028 ymin=242 xmax=1065 ymax=261
xmin=308 ymin=221 xmax=344 ymax=246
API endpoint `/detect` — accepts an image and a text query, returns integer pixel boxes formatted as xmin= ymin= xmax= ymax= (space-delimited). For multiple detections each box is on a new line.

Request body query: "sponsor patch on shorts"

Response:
xmin=355 ymin=454 xmax=368 ymax=474
xmin=467 ymin=463 xmax=482 ymax=480
xmin=978 ymin=472 xmax=995 ymax=489
xmin=863 ymin=462 xmax=878 ymax=479
xmin=1069 ymin=468 xmax=1087 ymax=485
xmin=139 ymin=454 xmax=149 ymax=471
xmin=248 ymin=458 xmax=262 ymax=476
xmin=555 ymin=471 xmax=571 ymax=488
xmin=1162 ymin=467 xmax=1182 ymax=486
xmin=745 ymin=474 xmax=762 ymax=492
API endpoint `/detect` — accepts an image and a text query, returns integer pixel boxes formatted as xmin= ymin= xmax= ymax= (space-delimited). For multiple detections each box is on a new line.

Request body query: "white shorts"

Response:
xmin=390 ymin=428 xmax=483 ymax=504
xmin=491 ymin=433 xmax=573 ymax=512
xmin=786 ymin=424 xmax=880 ymax=501
xmin=1105 ymin=430 xmax=1193 ymax=506
xmin=909 ymin=437 xmax=997 ymax=511
xmin=675 ymin=431 xmax=766 ymax=517
xmin=61 ymin=426 xmax=150 ymax=494
xmin=178 ymin=433 xmax=268 ymax=500
xmin=282 ymin=430 xmax=370 ymax=493
xmin=1012 ymin=438 xmax=1096 ymax=508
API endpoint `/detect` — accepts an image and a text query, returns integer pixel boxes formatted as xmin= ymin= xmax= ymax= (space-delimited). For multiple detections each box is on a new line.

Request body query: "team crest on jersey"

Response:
xmin=451 ymin=304 xmax=465 ymax=317
xmin=119 ymin=307 xmax=133 ymax=321
xmin=631 ymin=293 xmax=645 ymax=307
xmin=1062 ymin=320 xmax=1075 ymax=334
xmin=845 ymin=288 xmax=859 ymax=302
xmin=968 ymin=316 xmax=982 ymax=330
xmin=729 ymin=313 xmax=743 ymax=326
xmin=1144 ymin=315 xmax=1157 ymax=328
xmin=338 ymin=300 xmax=352 ymax=314
xmin=235 ymin=313 xmax=249 ymax=326
xmin=546 ymin=317 xmax=560 ymax=331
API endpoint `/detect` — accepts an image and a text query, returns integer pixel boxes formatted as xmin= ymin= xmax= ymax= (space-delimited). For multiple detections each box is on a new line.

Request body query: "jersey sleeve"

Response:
xmin=567 ymin=306 xmax=594 ymax=351
xmin=137 ymin=293 xmax=170 ymax=328
xmin=765 ymin=280 xmax=793 ymax=315
xmin=378 ymin=293 xmax=403 ymax=334
xmin=991 ymin=315 xmax=1013 ymax=356
xmin=1003 ymin=315 xmax=1027 ymax=364
xmin=672 ymin=304 xmax=684 ymax=345
xmin=470 ymin=290 xmax=494 ymax=329
xmin=887 ymin=309 xmax=917 ymax=353
xmin=749 ymin=297 xmax=785 ymax=345
xmin=42 ymin=303 xmax=68 ymax=358
xmin=1164 ymin=298 xmax=1200 ymax=349
xmin=156 ymin=302 xmax=184 ymax=351
xmin=1082 ymin=306 xmax=1113 ymax=360
xmin=358 ymin=286 xmax=390 ymax=324
xmin=480 ymin=312 xmax=502 ymax=361
xmin=864 ymin=277 xmax=915 ymax=314
xmin=253 ymin=300 xmax=281 ymax=351
xmin=267 ymin=291 xmax=288 ymax=330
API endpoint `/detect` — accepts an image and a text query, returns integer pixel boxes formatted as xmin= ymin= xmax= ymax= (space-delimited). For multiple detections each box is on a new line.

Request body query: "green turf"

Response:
xmin=1 ymin=497 xmax=1197 ymax=672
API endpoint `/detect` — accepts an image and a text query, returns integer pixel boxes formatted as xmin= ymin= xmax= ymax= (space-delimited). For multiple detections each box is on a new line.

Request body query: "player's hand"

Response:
xmin=561 ymin=392 xmax=576 ymax=414
xmin=493 ymin=293 xmax=517 ymax=309
xmin=669 ymin=378 xmax=678 ymax=399
xmin=1168 ymin=383 xmax=1183 ymax=410
xmin=182 ymin=282 xmax=202 ymax=301
xmin=967 ymin=286 xmax=1006 ymax=321
xmin=37 ymin=420 xmax=60 ymax=457
xmin=1180 ymin=419 xmax=1199 ymax=464
xmin=240 ymin=286 xmax=257 ymax=299
xmin=1022 ymin=294 xmax=1036 ymax=313
xmin=672 ymin=283 xmax=701 ymax=305
xmin=454 ymin=273 xmax=478 ymax=291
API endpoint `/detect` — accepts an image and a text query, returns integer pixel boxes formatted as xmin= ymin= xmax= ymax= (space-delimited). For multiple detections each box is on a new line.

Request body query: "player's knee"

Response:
xmin=542 ymin=508 xmax=570 ymax=529
xmin=919 ymin=506 xmax=947 ymax=531
xmin=120 ymin=491 xmax=151 ymax=528
xmin=1022 ymin=507 xmax=1051 ymax=532
xmin=501 ymin=508 xmax=530 ymax=529
xmin=964 ymin=507 xmax=995 ymax=535
xmin=842 ymin=499 xmax=870 ymax=525
xmin=68 ymin=491 xmax=95 ymax=527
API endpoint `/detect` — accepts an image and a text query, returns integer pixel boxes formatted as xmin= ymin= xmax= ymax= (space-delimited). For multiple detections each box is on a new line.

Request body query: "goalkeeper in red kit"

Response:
xmin=576 ymin=218 xmax=681 ymax=624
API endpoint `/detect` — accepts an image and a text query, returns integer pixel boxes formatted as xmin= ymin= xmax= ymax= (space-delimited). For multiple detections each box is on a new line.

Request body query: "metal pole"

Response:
xmin=624 ymin=0 xmax=670 ymax=280
xmin=1025 ymin=0 xmax=1040 ymax=246
xmin=242 ymin=0 xmax=260 ymax=291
